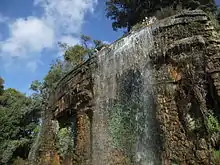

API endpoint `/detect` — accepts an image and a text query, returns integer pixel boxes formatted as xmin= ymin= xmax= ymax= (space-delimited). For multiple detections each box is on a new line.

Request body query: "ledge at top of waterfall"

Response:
xmin=53 ymin=9 xmax=208 ymax=95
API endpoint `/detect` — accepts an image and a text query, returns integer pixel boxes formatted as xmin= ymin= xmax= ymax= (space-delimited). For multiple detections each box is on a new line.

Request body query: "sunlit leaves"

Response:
xmin=64 ymin=45 xmax=88 ymax=65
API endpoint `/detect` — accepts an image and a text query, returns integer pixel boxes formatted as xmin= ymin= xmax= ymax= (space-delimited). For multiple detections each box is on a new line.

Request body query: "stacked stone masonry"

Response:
xmin=35 ymin=10 xmax=220 ymax=165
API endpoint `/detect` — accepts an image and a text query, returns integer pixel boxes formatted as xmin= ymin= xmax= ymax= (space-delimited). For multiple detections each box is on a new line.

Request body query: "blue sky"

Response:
xmin=0 ymin=0 xmax=220 ymax=94
xmin=0 ymin=0 xmax=123 ymax=94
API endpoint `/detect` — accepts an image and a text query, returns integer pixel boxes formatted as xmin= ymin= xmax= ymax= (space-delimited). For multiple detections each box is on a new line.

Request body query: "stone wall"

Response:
xmin=52 ymin=59 xmax=96 ymax=165
xmin=36 ymin=10 xmax=220 ymax=165
xmin=150 ymin=10 xmax=220 ymax=165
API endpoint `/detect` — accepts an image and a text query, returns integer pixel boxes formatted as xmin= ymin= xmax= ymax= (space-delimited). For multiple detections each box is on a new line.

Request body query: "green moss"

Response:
xmin=55 ymin=127 xmax=74 ymax=159
xmin=108 ymin=100 xmax=149 ymax=163
xmin=109 ymin=103 xmax=136 ymax=151
xmin=206 ymin=112 xmax=220 ymax=135
xmin=214 ymin=150 xmax=220 ymax=164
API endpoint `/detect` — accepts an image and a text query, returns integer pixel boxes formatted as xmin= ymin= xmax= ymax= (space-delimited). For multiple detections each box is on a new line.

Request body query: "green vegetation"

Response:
xmin=0 ymin=77 xmax=4 ymax=95
xmin=56 ymin=127 xmax=74 ymax=159
xmin=27 ymin=34 xmax=107 ymax=162
xmin=207 ymin=112 xmax=220 ymax=135
xmin=30 ymin=35 xmax=107 ymax=96
xmin=2 ymin=1 xmax=220 ymax=164
xmin=43 ymin=59 xmax=66 ymax=90
xmin=206 ymin=112 xmax=220 ymax=164
xmin=58 ymin=35 xmax=108 ymax=66
xmin=130 ymin=22 xmax=144 ymax=32
xmin=106 ymin=0 xmax=217 ymax=32
xmin=108 ymin=103 xmax=137 ymax=163
xmin=109 ymin=103 xmax=136 ymax=150
xmin=108 ymin=101 xmax=147 ymax=160
xmin=214 ymin=150 xmax=220 ymax=164
xmin=0 ymin=77 xmax=41 ymax=164
xmin=0 ymin=34 xmax=105 ymax=163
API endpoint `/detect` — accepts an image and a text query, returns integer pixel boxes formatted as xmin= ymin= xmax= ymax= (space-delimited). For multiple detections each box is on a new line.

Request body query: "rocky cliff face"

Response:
xmin=33 ymin=10 xmax=220 ymax=165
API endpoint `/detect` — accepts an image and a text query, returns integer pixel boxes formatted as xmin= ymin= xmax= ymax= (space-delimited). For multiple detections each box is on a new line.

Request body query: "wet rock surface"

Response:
xmin=34 ymin=10 xmax=220 ymax=165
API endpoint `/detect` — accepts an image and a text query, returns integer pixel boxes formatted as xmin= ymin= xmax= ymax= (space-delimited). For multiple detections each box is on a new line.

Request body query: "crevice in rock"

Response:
xmin=206 ymin=74 xmax=220 ymax=121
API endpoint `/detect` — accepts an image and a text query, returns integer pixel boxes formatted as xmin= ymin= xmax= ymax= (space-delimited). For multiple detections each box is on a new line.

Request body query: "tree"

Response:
xmin=0 ymin=87 xmax=40 ymax=164
xmin=0 ymin=77 xmax=4 ymax=95
xmin=105 ymin=0 xmax=217 ymax=31
xmin=80 ymin=35 xmax=91 ymax=49
xmin=58 ymin=36 xmax=89 ymax=66
xmin=59 ymin=35 xmax=107 ymax=66
xmin=43 ymin=59 xmax=66 ymax=90
xmin=106 ymin=0 xmax=145 ymax=31
xmin=93 ymin=40 xmax=108 ymax=51
xmin=30 ymin=80 xmax=41 ymax=93
xmin=181 ymin=0 xmax=216 ymax=12
xmin=63 ymin=45 xmax=88 ymax=65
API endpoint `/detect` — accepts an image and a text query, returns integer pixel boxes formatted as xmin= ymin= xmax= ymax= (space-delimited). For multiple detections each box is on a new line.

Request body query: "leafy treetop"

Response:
xmin=105 ymin=0 xmax=217 ymax=32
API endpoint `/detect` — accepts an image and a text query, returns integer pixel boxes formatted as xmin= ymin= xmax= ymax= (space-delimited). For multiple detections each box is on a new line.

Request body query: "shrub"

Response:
xmin=109 ymin=104 xmax=136 ymax=150
xmin=56 ymin=127 xmax=74 ymax=159
xmin=108 ymin=103 xmax=136 ymax=154
xmin=207 ymin=112 xmax=220 ymax=135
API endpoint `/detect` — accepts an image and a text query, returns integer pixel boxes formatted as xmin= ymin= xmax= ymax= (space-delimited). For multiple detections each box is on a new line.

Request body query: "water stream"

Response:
xmin=92 ymin=26 xmax=161 ymax=165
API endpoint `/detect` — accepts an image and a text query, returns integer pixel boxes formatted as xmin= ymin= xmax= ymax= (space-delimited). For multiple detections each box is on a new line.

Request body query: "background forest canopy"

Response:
xmin=1 ymin=0 xmax=220 ymax=164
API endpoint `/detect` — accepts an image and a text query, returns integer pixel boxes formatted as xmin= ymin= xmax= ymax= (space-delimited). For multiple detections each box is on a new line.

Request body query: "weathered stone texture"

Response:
xmin=75 ymin=112 xmax=91 ymax=164
xmin=150 ymin=10 xmax=218 ymax=165
xmin=36 ymin=106 xmax=60 ymax=165
xmin=35 ymin=10 xmax=220 ymax=165
xmin=52 ymin=59 xmax=95 ymax=119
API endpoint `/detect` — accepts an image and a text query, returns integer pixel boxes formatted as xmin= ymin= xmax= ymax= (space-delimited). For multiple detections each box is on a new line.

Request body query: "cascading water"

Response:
xmin=28 ymin=123 xmax=42 ymax=164
xmin=92 ymin=25 xmax=162 ymax=165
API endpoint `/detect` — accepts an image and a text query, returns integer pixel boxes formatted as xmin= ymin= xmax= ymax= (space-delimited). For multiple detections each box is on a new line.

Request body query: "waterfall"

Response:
xmin=28 ymin=119 xmax=43 ymax=164
xmin=92 ymin=25 xmax=161 ymax=165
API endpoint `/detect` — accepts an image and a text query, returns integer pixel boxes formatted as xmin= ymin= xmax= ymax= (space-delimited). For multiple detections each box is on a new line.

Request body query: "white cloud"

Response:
xmin=34 ymin=0 xmax=97 ymax=34
xmin=1 ymin=17 xmax=54 ymax=57
xmin=0 ymin=0 xmax=98 ymax=71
